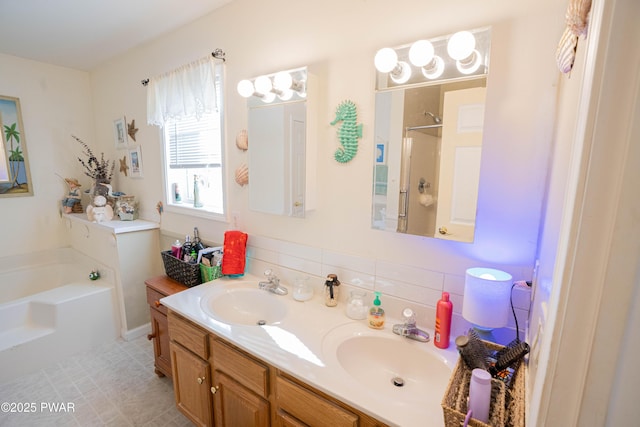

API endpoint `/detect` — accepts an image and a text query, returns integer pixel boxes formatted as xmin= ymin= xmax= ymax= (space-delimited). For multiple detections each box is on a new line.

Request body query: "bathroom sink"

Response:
xmin=200 ymin=285 xmax=288 ymax=326
xmin=322 ymin=323 xmax=455 ymax=403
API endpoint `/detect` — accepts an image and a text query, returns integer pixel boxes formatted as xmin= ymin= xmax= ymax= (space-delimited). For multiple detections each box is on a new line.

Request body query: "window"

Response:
xmin=162 ymin=72 xmax=225 ymax=216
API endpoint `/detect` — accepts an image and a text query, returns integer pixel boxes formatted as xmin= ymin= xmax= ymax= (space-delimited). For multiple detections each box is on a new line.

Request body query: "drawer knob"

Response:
xmin=154 ymin=300 xmax=161 ymax=308
xmin=197 ymin=377 xmax=205 ymax=385
xmin=211 ymin=386 xmax=219 ymax=395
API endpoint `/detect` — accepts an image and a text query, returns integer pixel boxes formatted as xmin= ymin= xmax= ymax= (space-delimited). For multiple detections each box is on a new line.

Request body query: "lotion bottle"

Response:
xmin=434 ymin=291 xmax=453 ymax=348
xmin=468 ymin=368 xmax=492 ymax=423
xmin=368 ymin=292 xmax=385 ymax=329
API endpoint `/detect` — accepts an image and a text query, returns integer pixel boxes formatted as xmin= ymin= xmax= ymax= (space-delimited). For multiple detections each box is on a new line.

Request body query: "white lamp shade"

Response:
xmin=462 ymin=267 xmax=512 ymax=329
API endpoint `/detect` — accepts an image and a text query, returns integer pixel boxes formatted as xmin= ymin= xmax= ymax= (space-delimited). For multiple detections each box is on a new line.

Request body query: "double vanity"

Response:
xmin=154 ymin=274 xmax=459 ymax=426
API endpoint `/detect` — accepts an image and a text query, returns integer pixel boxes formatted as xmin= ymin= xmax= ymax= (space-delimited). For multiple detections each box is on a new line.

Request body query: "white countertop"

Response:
xmin=63 ymin=213 xmax=159 ymax=234
xmin=161 ymin=274 xmax=459 ymax=427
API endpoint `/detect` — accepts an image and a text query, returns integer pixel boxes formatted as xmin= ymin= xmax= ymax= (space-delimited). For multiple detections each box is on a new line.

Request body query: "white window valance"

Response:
xmin=146 ymin=56 xmax=220 ymax=126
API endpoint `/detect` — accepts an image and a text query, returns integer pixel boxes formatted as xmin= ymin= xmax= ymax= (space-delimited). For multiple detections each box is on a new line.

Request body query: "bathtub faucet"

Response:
xmin=258 ymin=269 xmax=288 ymax=296
xmin=392 ymin=308 xmax=430 ymax=342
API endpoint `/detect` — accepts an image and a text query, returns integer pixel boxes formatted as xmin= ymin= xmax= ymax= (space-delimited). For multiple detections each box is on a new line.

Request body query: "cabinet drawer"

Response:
xmin=276 ymin=375 xmax=358 ymax=427
xmin=211 ymin=338 xmax=269 ymax=398
xmin=146 ymin=287 xmax=168 ymax=315
xmin=168 ymin=312 xmax=209 ymax=359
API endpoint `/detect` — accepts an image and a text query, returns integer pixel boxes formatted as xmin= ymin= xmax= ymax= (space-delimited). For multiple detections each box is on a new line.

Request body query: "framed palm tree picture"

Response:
xmin=0 ymin=96 xmax=33 ymax=197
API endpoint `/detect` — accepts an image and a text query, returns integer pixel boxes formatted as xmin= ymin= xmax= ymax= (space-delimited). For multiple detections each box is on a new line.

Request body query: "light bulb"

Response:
xmin=261 ymin=91 xmax=276 ymax=103
xmin=374 ymin=47 xmax=399 ymax=73
xmin=456 ymin=49 xmax=482 ymax=74
xmin=447 ymin=31 xmax=476 ymax=61
xmin=254 ymin=75 xmax=272 ymax=94
xmin=273 ymin=71 xmax=293 ymax=91
xmin=408 ymin=40 xmax=435 ymax=67
xmin=390 ymin=61 xmax=411 ymax=84
xmin=278 ymin=89 xmax=294 ymax=101
xmin=422 ymin=56 xmax=445 ymax=79
xmin=237 ymin=80 xmax=255 ymax=98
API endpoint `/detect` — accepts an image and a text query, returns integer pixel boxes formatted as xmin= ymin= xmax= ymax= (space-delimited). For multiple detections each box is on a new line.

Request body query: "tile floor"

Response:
xmin=0 ymin=335 xmax=192 ymax=426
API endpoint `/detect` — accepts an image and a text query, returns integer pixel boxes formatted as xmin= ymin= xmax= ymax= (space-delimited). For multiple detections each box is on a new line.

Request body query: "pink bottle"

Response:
xmin=434 ymin=292 xmax=453 ymax=349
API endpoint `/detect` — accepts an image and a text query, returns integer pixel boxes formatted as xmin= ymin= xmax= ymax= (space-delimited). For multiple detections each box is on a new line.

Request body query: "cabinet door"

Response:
xmin=274 ymin=409 xmax=308 ymax=427
xmin=149 ymin=307 xmax=171 ymax=378
xmin=170 ymin=342 xmax=212 ymax=427
xmin=212 ymin=370 xmax=269 ymax=427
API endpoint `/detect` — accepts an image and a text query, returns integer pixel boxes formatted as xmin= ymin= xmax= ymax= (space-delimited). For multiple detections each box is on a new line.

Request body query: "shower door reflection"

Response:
xmin=372 ymin=79 xmax=486 ymax=241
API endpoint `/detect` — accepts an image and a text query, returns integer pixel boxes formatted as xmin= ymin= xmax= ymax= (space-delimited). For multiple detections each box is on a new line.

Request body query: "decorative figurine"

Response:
xmin=119 ymin=155 xmax=129 ymax=176
xmin=62 ymin=178 xmax=82 ymax=213
xmin=330 ymin=100 xmax=363 ymax=163
xmin=235 ymin=163 xmax=248 ymax=186
xmin=86 ymin=195 xmax=114 ymax=223
xmin=127 ymin=119 xmax=139 ymax=142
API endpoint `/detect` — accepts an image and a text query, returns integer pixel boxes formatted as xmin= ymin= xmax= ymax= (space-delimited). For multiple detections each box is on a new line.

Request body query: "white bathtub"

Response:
xmin=0 ymin=248 xmax=119 ymax=384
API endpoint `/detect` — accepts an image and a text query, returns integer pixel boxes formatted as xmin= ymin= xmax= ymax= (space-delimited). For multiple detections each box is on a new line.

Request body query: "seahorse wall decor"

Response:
xmin=330 ymin=99 xmax=363 ymax=163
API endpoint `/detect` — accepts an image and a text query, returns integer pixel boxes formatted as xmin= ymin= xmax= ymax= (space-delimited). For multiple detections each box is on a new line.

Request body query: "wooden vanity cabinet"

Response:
xmin=168 ymin=311 xmax=212 ymax=427
xmin=211 ymin=338 xmax=270 ymax=426
xmin=167 ymin=310 xmax=388 ymax=427
xmin=145 ymin=275 xmax=187 ymax=378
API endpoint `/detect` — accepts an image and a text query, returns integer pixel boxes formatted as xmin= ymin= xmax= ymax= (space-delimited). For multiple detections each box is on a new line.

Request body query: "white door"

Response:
xmin=435 ymin=87 xmax=486 ymax=242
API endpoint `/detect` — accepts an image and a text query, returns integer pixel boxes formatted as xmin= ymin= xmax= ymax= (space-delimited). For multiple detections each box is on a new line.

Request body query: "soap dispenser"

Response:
xmin=368 ymin=292 xmax=385 ymax=329
xmin=324 ymin=274 xmax=340 ymax=307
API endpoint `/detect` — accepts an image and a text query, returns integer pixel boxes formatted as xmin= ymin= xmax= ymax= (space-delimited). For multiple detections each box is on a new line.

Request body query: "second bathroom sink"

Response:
xmin=322 ymin=322 xmax=455 ymax=404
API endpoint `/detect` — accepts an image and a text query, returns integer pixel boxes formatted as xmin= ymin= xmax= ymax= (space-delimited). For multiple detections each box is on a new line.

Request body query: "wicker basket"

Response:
xmin=442 ymin=340 xmax=526 ymax=427
xmin=160 ymin=250 xmax=202 ymax=287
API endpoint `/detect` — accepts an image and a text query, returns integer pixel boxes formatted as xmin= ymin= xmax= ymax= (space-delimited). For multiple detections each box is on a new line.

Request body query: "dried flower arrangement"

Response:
xmin=73 ymin=135 xmax=115 ymax=182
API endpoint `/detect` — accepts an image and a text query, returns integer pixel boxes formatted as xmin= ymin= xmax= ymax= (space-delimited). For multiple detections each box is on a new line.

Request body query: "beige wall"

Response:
xmin=0 ymin=54 xmax=94 ymax=258
xmin=88 ymin=0 xmax=563 ymax=275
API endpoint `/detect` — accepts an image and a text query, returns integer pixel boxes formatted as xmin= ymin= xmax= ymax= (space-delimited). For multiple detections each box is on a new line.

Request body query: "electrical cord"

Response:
xmin=510 ymin=280 xmax=532 ymax=343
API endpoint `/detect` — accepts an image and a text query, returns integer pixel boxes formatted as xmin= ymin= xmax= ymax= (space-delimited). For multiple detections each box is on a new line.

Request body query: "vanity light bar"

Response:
xmin=237 ymin=67 xmax=307 ymax=104
xmin=374 ymin=27 xmax=491 ymax=90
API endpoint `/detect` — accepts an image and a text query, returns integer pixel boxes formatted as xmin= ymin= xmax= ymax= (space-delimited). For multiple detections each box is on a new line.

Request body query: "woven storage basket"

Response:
xmin=160 ymin=250 xmax=202 ymax=287
xmin=442 ymin=340 xmax=526 ymax=427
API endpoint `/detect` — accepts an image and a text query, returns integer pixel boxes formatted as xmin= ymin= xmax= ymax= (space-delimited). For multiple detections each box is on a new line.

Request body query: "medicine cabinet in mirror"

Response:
xmin=240 ymin=67 xmax=316 ymax=218
xmin=371 ymin=27 xmax=491 ymax=242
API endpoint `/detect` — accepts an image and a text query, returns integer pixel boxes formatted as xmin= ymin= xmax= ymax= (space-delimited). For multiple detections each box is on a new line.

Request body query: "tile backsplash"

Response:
xmin=244 ymin=234 xmax=531 ymax=344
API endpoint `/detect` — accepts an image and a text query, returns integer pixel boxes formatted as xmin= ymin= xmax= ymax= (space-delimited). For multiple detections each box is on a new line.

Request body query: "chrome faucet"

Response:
xmin=392 ymin=308 xmax=430 ymax=342
xmin=258 ymin=269 xmax=288 ymax=295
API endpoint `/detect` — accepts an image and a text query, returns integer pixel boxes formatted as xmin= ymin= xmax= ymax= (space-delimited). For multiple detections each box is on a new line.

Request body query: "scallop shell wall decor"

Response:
xmin=236 ymin=129 xmax=248 ymax=151
xmin=235 ymin=163 xmax=249 ymax=186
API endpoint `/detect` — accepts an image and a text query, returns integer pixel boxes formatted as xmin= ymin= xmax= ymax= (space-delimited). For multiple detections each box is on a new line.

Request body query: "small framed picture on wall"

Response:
xmin=114 ymin=117 xmax=128 ymax=149
xmin=128 ymin=146 xmax=143 ymax=178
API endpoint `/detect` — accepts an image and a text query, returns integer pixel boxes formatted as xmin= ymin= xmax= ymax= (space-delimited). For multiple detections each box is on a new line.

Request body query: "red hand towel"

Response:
xmin=221 ymin=230 xmax=248 ymax=276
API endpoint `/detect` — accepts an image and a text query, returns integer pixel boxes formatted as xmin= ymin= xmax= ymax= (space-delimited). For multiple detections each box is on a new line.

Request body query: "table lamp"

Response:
xmin=462 ymin=267 xmax=512 ymax=331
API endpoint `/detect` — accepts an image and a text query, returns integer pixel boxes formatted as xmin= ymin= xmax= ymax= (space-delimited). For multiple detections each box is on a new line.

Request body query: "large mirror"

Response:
xmin=249 ymin=101 xmax=307 ymax=217
xmin=241 ymin=67 xmax=315 ymax=218
xmin=371 ymin=28 xmax=490 ymax=242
